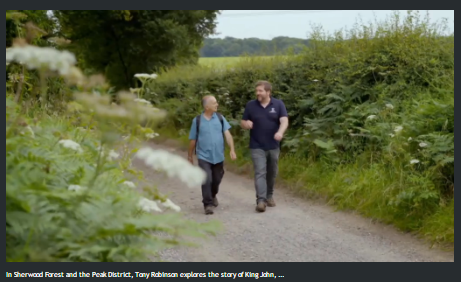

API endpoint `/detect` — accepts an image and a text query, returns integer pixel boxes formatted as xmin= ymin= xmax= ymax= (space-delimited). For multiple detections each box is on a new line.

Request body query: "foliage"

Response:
xmin=53 ymin=10 xmax=221 ymax=90
xmin=6 ymin=42 xmax=219 ymax=262
xmin=144 ymin=11 xmax=454 ymax=247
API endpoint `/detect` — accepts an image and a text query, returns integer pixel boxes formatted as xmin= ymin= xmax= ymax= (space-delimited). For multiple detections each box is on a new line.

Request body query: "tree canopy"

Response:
xmin=53 ymin=10 xmax=220 ymax=89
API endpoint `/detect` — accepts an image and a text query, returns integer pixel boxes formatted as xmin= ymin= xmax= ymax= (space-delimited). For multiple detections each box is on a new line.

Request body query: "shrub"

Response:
xmin=6 ymin=41 xmax=219 ymax=262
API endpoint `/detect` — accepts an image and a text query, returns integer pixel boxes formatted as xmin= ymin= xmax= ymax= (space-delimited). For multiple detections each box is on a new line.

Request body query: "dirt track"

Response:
xmin=132 ymin=142 xmax=454 ymax=262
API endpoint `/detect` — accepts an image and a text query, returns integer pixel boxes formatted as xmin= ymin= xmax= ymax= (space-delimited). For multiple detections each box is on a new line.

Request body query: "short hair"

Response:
xmin=255 ymin=80 xmax=272 ymax=93
xmin=202 ymin=95 xmax=214 ymax=108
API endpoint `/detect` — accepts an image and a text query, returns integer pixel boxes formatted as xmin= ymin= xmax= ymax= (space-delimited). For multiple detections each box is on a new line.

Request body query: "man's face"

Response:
xmin=256 ymin=86 xmax=270 ymax=102
xmin=206 ymin=97 xmax=219 ymax=112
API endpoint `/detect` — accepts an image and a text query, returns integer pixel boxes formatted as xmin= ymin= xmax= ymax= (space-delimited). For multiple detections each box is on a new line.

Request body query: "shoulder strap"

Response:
xmin=216 ymin=112 xmax=224 ymax=132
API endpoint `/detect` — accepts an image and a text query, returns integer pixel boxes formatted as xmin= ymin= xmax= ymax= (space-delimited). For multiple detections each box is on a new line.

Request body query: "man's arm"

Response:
xmin=224 ymin=130 xmax=235 ymax=152
xmin=278 ymin=117 xmax=289 ymax=135
xmin=222 ymin=117 xmax=235 ymax=153
xmin=277 ymin=102 xmax=289 ymax=135
xmin=240 ymin=102 xmax=252 ymax=129
xmin=187 ymin=118 xmax=197 ymax=163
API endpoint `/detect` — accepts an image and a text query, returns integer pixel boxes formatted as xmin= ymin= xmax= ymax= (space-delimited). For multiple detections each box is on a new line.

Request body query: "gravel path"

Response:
xmin=133 ymin=142 xmax=454 ymax=262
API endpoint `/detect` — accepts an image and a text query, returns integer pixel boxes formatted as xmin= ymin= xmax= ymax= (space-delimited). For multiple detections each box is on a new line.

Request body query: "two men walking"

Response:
xmin=188 ymin=81 xmax=288 ymax=214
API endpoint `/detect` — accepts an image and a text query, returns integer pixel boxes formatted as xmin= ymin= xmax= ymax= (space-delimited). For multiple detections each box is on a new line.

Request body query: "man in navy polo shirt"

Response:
xmin=188 ymin=95 xmax=237 ymax=215
xmin=240 ymin=81 xmax=289 ymax=212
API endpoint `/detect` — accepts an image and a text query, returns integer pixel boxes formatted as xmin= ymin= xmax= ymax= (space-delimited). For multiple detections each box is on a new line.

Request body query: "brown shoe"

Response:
xmin=267 ymin=198 xmax=276 ymax=207
xmin=255 ymin=201 xmax=266 ymax=213
xmin=212 ymin=197 xmax=219 ymax=207
xmin=205 ymin=206 xmax=214 ymax=215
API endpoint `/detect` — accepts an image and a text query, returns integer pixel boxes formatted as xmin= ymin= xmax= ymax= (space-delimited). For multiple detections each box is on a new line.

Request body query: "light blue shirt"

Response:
xmin=189 ymin=113 xmax=231 ymax=164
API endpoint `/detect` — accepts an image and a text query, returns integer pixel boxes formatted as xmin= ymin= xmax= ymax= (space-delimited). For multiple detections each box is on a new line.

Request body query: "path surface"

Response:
xmin=133 ymin=142 xmax=454 ymax=262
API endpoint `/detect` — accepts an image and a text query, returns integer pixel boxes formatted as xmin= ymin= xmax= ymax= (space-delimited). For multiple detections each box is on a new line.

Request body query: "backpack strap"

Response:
xmin=216 ymin=112 xmax=225 ymax=152
xmin=216 ymin=112 xmax=224 ymax=132
xmin=194 ymin=114 xmax=201 ymax=155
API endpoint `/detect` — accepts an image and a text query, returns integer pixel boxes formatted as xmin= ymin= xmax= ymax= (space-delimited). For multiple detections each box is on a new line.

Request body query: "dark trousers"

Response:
xmin=198 ymin=159 xmax=225 ymax=207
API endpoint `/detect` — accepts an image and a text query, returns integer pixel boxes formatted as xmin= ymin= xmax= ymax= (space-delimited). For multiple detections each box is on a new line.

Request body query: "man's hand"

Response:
xmin=187 ymin=156 xmax=194 ymax=165
xmin=230 ymin=150 xmax=237 ymax=161
xmin=274 ymin=132 xmax=284 ymax=141
xmin=246 ymin=120 xmax=253 ymax=129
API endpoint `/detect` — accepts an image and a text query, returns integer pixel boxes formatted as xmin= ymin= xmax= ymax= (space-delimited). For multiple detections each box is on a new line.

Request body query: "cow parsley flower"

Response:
xmin=385 ymin=103 xmax=394 ymax=110
xmin=58 ymin=139 xmax=83 ymax=153
xmin=146 ymin=133 xmax=159 ymax=139
xmin=135 ymin=147 xmax=207 ymax=188
xmin=123 ymin=181 xmax=136 ymax=189
xmin=134 ymin=98 xmax=151 ymax=105
xmin=138 ymin=197 xmax=162 ymax=213
xmin=394 ymin=126 xmax=403 ymax=133
xmin=68 ymin=185 xmax=85 ymax=192
xmin=6 ymin=45 xmax=76 ymax=76
xmin=419 ymin=142 xmax=428 ymax=148
xmin=134 ymin=73 xmax=158 ymax=80
xmin=160 ymin=199 xmax=181 ymax=212
xmin=367 ymin=115 xmax=377 ymax=120
xmin=410 ymin=159 xmax=420 ymax=164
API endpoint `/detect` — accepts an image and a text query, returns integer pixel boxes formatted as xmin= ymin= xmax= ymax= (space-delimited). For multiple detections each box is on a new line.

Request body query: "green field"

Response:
xmin=198 ymin=56 xmax=275 ymax=67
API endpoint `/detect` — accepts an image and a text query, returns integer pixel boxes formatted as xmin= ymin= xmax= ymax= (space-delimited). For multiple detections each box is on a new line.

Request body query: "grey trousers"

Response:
xmin=250 ymin=148 xmax=280 ymax=204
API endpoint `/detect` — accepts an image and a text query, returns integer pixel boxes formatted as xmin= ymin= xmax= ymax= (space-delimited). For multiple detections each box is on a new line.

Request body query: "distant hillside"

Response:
xmin=199 ymin=36 xmax=310 ymax=57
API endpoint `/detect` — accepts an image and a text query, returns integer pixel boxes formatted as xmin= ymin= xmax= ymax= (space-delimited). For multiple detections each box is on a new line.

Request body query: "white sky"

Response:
xmin=212 ymin=10 xmax=455 ymax=39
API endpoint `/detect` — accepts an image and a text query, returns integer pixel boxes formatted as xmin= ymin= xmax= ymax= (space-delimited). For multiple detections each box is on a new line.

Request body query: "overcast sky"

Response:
xmin=212 ymin=10 xmax=455 ymax=39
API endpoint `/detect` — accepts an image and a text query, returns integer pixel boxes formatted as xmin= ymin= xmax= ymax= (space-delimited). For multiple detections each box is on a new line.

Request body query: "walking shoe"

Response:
xmin=212 ymin=197 xmax=219 ymax=207
xmin=267 ymin=198 xmax=276 ymax=207
xmin=255 ymin=201 xmax=266 ymax=213
xmin=205 ymin=206 xmax=214 ymax=215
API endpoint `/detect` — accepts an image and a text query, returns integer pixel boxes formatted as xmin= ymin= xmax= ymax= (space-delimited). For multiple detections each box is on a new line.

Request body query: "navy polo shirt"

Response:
xmin=242 ymin=97 xmax=288 ymax=150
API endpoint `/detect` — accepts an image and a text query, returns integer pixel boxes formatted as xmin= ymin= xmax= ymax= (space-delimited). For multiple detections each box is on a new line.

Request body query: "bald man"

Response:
xmin=188 ymin=95 xmax=237 ymax=215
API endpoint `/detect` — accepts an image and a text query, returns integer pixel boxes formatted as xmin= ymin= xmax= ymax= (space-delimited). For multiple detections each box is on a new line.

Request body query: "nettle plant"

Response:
xmin=6 ymin=42 xmax=216 ymax=262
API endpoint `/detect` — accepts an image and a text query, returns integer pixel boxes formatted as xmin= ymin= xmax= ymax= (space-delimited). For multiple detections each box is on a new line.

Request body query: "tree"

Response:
xmin=53 ymin=10 xmax=220 ymax=89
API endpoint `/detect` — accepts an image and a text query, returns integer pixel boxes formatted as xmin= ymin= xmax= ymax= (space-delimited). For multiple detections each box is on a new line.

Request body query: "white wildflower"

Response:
xmin=394 ymin=126 xmax=403 ymax=133
xmin=58 ymin=139 xmax=83 ymax=153
xmin=97 ymin=147 xmax=119 ymax=161
xmin=146 ymin=132 xmax=160 ymax=139
xmin=410 ymin=159 xmax=420 ymax=164
xmin=134 ymin=73 xmax=157 ymax=80
xmin=385 ymin=103 xmax=394 ymax=110
xmin=107 ymin=150 xmax=120 ymax=161
xmin=123 ymin=181 xmax=136 ymax=189
xmin=160 ymin=199 xmax=181 ymax=212
xmin=134 ymin=98 xmax=151 ymax=105
xmin=408 ymin=137 xmax=413 ymax=141
xmin=312 ymin=79 xmax=319 ymax=82
xmin=389 ymin=134 xmax=395 ymax=138
xmin=20 ymin=126 xmax=35 ymax=138
xmin=138 ymin=197 xmax=162 ymax=213
xmin=68 ymin=185 xmax=84 ymax=192
xmin=6 ymin=45 xmax=76 ymax=76
xmin=135 ymin=147 xmax=207 ymax=188
xmin=367 ymin=115 xmax=377 ymax=120
xmin=419 ymin=142 xmax=428 ymax=148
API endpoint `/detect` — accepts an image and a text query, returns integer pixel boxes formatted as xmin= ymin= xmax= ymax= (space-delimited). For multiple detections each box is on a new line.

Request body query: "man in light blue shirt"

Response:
xmin=188 ymin=95 xmax=237 ymax=215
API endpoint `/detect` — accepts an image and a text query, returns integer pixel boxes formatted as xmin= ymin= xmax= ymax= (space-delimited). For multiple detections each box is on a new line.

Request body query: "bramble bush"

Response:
xmin=6 ymin=37 xmax=218 ymax=261
xmin=143 ymin=11 xmax=454 ymax=247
